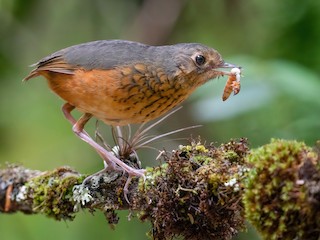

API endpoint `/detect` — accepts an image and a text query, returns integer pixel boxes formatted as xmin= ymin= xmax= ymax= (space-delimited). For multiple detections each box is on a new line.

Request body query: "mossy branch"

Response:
xmin=1 ymin=138 xmax=320 ymax=240
xmin=243 ymin=139 xmax=320 ymax=240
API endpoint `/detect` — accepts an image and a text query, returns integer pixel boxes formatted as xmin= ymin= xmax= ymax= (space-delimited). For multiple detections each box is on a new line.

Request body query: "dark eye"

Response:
xmin=195 ymin=55 xmax=206 ymax=66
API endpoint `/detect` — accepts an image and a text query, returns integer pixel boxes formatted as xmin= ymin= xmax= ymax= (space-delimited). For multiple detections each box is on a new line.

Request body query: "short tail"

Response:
xmin=23 ymin=71 xmax=39 ymax=81
xmin=23 ymin=55 xmax=74 ymax=82
xmin=23 ymin=63 xmax=39 ymax=82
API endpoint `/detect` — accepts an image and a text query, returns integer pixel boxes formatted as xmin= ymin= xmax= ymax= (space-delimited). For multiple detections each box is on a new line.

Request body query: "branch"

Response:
xmin=0 ymin=138 xmax=249 ymax=240
xmin=1 ymin=138 xmax=320 ymax=240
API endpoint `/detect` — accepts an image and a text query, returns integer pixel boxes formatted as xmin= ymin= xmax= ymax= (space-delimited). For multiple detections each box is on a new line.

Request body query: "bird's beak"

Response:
xmin=214 ymin=62 xmax=241 ymax=76
xmin=218 ymin=62 xmax=239 ymax=69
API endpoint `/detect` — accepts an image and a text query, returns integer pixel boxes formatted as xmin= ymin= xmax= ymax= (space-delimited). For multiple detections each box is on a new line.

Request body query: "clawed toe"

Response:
xmin=81 ymin=160 xmax=146 ymax=204
xmin=123 ymin=168 xmax=146 ymax=204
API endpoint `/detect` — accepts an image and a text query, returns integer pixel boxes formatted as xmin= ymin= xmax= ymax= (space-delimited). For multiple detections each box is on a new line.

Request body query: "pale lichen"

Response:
xmin=72 ymin=185 xmax=93 ymax=212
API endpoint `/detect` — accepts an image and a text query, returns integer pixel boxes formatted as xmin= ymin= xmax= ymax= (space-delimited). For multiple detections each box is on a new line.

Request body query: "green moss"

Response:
xmin=192 ymin=155 xmax=213 ymax=165
xmin=195 ymin=144 xmax=208 ymax=153
xmin=139 ymin=163 xmax=168 ymax=191
xmin=179 ymin=141 xmax=209 ymax=154
xmin=136 ymin=138 xmax=250 ymax=240
xmin=179 ymin=144 xmax=192 ymax=152
xmin=243 ymin=139 xmax=320 ymax=240
xmin=223 ymin=150 xmax=239 ymax=162
xmin=27 ymin=167 xmax=83 ymax=221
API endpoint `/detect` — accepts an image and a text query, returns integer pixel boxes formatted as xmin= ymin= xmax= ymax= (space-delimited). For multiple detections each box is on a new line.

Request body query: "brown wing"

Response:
xmin=24 ymin=55 xmax=77 ymax=81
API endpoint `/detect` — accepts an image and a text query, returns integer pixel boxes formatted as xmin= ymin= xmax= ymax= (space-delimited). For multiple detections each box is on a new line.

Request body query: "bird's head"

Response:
xmin=171 ymin=43 xmax=238 ymax=86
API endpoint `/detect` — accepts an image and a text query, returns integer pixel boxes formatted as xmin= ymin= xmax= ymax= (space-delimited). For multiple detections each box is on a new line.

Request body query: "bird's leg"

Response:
xmin=62 ymin=103 xmax=111 ymax=168
xmin=62 ymin=103 xmax=146 ymax=203
xmin=72 ymin=114 xmax=146 ymax=203
xmin=62 ymin=103 xmax=77 ymax=125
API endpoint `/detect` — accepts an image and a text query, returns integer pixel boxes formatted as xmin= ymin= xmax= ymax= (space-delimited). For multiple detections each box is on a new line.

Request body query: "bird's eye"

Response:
xmin=195 ymin=55 xmax=206 ymax=66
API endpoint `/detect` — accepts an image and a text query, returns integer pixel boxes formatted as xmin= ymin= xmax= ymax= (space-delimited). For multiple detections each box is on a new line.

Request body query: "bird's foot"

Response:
xmin=123 ymin=168 xmax=146 ymax=204
xmin=73 ymin=124 xmax=146 ymax=203
xmin=81 ymin=162 xmax=145 ymax=204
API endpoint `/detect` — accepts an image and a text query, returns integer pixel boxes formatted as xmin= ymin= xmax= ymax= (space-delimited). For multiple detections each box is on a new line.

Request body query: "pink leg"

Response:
xmin=62 ymin=103 xmax=112 ymax=168
xmin=62 ymin=103 xmax=77 ymax=125
xmin=72 ymin=113 xmax=145 ymax=176
xmin=62 ymin=103 xmax=146 ymax=203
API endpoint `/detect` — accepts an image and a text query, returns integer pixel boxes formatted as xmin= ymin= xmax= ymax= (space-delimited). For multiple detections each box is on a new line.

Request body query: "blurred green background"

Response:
xmin=0 ymin=0 xmax=319 ymax=239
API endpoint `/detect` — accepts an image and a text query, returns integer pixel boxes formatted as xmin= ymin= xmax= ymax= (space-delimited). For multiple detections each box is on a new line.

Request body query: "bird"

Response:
xmin=24 ymin=39 xmax=238 ymax=201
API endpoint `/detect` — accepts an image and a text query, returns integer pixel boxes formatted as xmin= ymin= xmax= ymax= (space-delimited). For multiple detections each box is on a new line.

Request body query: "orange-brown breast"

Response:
xmin=40 ymin=63 xmax=193 ymax=126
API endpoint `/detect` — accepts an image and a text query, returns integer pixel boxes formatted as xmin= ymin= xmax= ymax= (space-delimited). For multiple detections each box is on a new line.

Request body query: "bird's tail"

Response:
xmin=23 ymin=63 xmax=39 ymax=82
xmin=23 ymin=71 xmax=39 ymax=81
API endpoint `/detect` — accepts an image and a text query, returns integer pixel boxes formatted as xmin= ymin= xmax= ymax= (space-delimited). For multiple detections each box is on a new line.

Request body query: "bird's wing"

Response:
xmin=24 ymin=40 xmax=153 ymax=81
